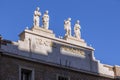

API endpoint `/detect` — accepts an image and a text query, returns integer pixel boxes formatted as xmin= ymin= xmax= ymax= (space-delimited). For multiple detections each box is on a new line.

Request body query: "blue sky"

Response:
xmin=0 ymin=0 xmax=120 ymax=66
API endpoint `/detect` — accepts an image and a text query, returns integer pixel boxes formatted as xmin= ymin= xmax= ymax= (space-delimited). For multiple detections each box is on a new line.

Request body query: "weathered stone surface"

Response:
xmin=114 ymin=65 xmax=120 ymax=79
xmin=0 ymin=6 xmax=120 ymax=80
xmin=0 ymin=28 xmax=116 ymax=78
xmin=0 ymin=54 xmax=114 ymax=80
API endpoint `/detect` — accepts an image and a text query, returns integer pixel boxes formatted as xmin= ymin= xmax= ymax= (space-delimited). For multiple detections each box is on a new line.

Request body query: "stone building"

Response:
xmin=0 ymin=7 xmax=120 ymax=80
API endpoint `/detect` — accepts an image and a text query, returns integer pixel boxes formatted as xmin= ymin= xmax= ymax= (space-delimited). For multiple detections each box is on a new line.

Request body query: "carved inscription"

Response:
xmin=36 ymin=38 xmax=43 ymax=45
xmin=61 ymin=45 xmax=85 ymax=56
xmin=35 ymin=38 xmax=57 ymax=48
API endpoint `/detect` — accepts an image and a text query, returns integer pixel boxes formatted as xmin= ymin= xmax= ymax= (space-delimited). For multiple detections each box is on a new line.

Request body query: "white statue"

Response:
xmin=42 ymin=10 xmax=49 ymax=29
xmin=33 ymin=7 xmax=41 ymax=27
xmin=74 ymin=20 xmax=81 ymax=39
xmin=64 ymin=18 xmax=71 ymax=36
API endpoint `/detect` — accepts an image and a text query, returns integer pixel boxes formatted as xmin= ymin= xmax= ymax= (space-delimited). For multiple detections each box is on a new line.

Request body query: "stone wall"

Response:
xmin=0 ymin=53 xmax=115 ymax=80
xmin=1 ymin=28 xmax=116 ymax=77
xmin=114 ymin=65 xmax=120 ymax=79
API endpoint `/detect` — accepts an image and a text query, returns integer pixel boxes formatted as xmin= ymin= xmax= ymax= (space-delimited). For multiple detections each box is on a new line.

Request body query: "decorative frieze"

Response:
xmin=35 ymin=38 xmax=57 ymax=48
xmin=61 ymin=45 xmax=85 ymax=57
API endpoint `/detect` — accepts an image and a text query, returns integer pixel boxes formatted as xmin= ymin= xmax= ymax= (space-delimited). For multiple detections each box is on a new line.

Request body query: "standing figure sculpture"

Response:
xmin=42 ymin=10 xmax=49 ymax=29
xmin=64 ymin=18 xmax=71 ymax=36
xmin=33 ymin=7 xmax=41 ymax=27
xmin=74 ymin=20 xmax=81 ymax=39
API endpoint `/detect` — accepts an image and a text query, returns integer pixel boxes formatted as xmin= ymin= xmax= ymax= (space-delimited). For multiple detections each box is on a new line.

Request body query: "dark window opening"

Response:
xmin=58 ymin=76 xmax=69 ymax=80
xmin=21 ymin=69 xmax=32 ymax=80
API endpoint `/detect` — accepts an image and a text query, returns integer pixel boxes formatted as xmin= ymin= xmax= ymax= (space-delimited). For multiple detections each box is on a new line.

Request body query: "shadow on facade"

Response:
xmin=1 ymin=38 xmax=116 ymax=80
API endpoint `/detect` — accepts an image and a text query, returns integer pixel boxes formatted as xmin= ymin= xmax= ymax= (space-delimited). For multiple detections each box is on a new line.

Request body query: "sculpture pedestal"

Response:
xmin=64 ymin=36 xmax=87 ymax=47
xmin=19 ymin=26 xmax=55 ymax=41
xmin=31 ymin=26 xmax=55 ymax=38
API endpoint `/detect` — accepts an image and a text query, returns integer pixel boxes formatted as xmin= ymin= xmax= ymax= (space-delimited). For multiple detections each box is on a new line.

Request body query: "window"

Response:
xmin=19 ymin=67 xmax=34 ymax=80
xmin=57 ymin=75 xmax=69 ymax=80
xmin=21 ymin=69 xmax=32 ymax=80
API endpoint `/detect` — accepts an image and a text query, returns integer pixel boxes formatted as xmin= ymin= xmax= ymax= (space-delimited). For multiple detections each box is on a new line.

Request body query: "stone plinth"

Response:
xmin=19 ymin=26 xmax=55 ymax=41
xmin=31 ymin=26 xmax=55 ymax=37
xmin=64 ymin=36 xmax=87 ymax=47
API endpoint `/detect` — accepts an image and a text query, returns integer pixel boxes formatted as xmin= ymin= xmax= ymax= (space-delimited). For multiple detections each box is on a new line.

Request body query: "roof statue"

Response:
xmin=74 ymin=20 xmax=81 ymax=39
xmin=64 ymin=18 xmax=71 ymax=37
xmin=33 ymin=7 xmax=41 ymax=27
xmin=42 ymin=10 xmax=49 ymax=29
xmin=0 ymin=6 xmax=120 ymax=80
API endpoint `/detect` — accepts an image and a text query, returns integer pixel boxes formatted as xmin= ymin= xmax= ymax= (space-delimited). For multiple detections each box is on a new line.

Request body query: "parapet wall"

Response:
xmin=114 ymin=65 xmax=120 ymax=78
xmin=0 ymin=27 xmax=118 ymax=78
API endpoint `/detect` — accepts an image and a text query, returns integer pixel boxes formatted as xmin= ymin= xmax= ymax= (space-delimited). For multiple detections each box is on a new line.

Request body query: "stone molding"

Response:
xmin=1 ymin=51 xmax=115 ymax=79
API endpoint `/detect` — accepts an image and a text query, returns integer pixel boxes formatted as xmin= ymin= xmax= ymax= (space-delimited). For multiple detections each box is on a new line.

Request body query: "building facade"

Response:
xmin=0 ymin=7 xmax=120 ymax=80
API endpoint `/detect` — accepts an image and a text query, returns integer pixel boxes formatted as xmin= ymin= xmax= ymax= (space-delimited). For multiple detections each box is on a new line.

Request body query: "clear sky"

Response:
xmin=0 ymin=0 xmax=120 ymax=66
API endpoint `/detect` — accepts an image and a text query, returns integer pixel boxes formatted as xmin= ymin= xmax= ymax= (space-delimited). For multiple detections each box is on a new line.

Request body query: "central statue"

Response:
xmin=74 ymin=20 xmax=81 ymax=39
xmin=33 ymin=7 xmax=41 ymax=27
xmin=64 ymin=18 xmax=71 ymax=36
xmin=42 ymin=10 xmax=49 ymax=29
